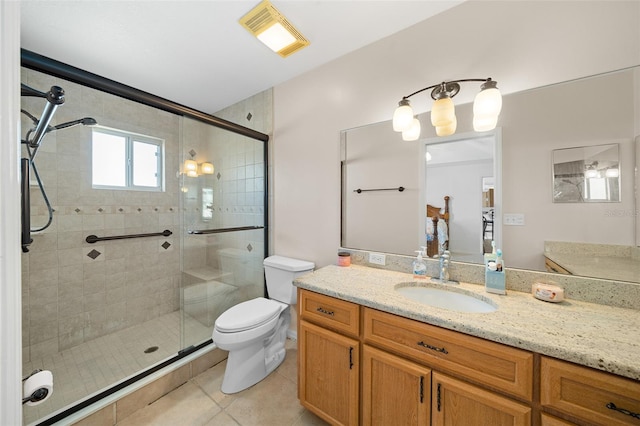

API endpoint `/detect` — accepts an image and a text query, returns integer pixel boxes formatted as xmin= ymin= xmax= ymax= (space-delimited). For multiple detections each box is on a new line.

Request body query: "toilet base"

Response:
xmin=219 ymin=308 xmax=290 ymax=394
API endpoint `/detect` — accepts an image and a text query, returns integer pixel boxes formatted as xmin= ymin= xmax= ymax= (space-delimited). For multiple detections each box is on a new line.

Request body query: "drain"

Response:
xmin=144 ymin=346 xmax=159 ymax=354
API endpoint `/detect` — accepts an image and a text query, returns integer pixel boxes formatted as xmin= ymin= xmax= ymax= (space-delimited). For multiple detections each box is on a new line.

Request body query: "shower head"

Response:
xmin=49 ymin=117 xmax=98 ymax=132
xmin=25 ymin=85 xmax=65 ymax=149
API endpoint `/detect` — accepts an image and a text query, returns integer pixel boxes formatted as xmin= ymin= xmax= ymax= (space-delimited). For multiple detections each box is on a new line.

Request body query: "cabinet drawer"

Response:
xmin=541 ymin=356 xmax=640 ymax=426
xmin=298 ymin=289 xmax=360 ymax=337
xmin=363 ymin=307 xmax=533 ymax=401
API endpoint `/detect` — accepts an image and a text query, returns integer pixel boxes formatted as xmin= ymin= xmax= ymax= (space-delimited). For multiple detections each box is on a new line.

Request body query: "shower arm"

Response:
xmin=21 ymin=84 xmax=65 ymax=151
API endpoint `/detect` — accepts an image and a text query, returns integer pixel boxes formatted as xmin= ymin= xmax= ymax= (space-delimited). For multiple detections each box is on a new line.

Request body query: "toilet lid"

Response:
xmin=215 ymin=297 xmax=282 ymax=333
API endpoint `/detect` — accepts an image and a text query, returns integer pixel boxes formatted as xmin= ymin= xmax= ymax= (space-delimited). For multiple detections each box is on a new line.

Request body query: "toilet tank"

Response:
xmin=263 ymin=255 xmax=314 ymax=304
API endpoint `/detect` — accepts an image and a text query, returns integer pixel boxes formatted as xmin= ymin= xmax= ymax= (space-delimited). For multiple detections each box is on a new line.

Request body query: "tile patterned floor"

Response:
xmin=23 ymin=311 xmax=211 ymax=425
xmin=115 ymin=340 xmax=329 ymax=426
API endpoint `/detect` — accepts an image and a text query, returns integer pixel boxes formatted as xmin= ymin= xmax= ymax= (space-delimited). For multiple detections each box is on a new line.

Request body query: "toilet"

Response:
xmin=212 ymin=255 xmax=314 ymax=394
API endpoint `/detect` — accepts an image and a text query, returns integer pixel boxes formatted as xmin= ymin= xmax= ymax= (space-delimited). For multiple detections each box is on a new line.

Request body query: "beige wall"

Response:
xmin=273 ymin=1 xmax=640 ymax=268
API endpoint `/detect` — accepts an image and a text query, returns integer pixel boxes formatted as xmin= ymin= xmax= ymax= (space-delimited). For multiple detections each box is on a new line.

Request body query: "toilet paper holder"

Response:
xmin=22 ymin=369 xmax=51 ymax=405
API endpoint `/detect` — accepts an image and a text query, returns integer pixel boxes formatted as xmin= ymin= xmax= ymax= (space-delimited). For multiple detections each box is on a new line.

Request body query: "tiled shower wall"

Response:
xmin=181 ymin=91 xmax=272 ymax=300
xmin=21 ymin=68 xmax=182 ymax=362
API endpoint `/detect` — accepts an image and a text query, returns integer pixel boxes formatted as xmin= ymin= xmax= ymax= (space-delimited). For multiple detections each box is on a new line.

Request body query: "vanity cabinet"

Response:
xmin=298 ymin=288 xmax=639 ymax=426
xmin=298 ymin=289 xmax=360 ymax=426
xmin=541 ymin=356 xmax=640 ymax=425
xmin=432 ymin=373 xmax=531 ymax=426
xmin=362 ymin=344 xmax=431 ymax=425
xmin=363 ymin=307 xmax=534 ymax=402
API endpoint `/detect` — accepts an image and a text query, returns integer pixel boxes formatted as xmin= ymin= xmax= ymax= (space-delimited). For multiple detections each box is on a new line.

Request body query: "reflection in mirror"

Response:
xmin=422 ymin=134 xmax=501 ymax=264
xmin=341 ymin=65 xmax=639 ymax=284
xmin=552 ymin=144 xmax=620 ymax=203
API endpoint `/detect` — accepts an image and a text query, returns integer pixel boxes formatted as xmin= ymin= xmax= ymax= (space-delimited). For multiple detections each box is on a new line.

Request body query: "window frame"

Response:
xmin=91 ymin=126 xmax=165 ymax=192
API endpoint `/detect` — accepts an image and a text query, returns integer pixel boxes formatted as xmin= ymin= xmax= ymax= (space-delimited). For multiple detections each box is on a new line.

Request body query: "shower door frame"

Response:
xmin=20 ymin=48 xmax=270 ymax=425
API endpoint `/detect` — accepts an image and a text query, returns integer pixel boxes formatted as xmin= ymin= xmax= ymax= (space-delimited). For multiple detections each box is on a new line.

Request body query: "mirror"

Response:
xmin=421 ymin=134 xmax=500 ymax=264
xmin=552 ymin=143 xmax=620 ymax=203
xmin=341 ymin=65 xmax=639 ymax=283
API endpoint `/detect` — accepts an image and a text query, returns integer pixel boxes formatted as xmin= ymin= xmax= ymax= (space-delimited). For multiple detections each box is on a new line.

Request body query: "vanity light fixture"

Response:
xmin=605 ymin=168 xmax=619 ymax=178
xmin=393 ymin=78 xmax=502 ymax=140
xmin=184 ymin=159 xmax=198 ymax=176
xmin=200 ymin=162 xmax=214 ymax=175
xmin=182 ymin=150 xmax=214 ymax=177
xmin=239 ymin=0 xmax=310 ymax=58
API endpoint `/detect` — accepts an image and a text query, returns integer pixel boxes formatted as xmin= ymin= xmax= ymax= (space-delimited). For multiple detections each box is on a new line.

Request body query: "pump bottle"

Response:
xmin=413 ymin=249 xmax=427 ymax=279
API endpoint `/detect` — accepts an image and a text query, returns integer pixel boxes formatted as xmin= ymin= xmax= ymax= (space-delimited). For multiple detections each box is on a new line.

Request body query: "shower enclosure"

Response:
xmin=20 ymin=50 xmax=269 ymax=425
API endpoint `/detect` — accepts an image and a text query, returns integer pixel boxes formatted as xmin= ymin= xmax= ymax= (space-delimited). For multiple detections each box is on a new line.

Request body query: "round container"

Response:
xmin=338 ymin=251 xmax=351 ymax=267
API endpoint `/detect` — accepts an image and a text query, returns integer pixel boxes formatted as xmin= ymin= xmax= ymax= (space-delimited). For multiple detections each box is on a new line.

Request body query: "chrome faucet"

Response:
xmin=439 ymin=250 xmax=451 ymax=282
xmin=432 ymin=249 xmax=458 ymax=284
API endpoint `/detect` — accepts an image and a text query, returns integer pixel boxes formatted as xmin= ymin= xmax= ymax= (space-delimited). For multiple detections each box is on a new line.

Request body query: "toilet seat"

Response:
xmin=214 ymin=297 xmax=282 ymax=333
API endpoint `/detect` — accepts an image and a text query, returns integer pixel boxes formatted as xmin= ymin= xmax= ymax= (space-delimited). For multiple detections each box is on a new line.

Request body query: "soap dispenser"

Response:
xmin=413 ymin=249 xmax=427 ymax=279
xmin=485 ymin=248 xmax=506 ymax=295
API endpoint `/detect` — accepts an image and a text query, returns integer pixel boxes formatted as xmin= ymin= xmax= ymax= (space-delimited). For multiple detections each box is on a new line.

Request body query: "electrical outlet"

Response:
xmin=504 ymin=213 xmax=525 ymax=226
xmin=369 ymin=252 xmax=386 ymax=265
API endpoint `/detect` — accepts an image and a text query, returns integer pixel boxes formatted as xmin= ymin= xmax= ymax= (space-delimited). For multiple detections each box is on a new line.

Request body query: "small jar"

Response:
xmin=338 ymin=251 xmax=351 ymax=267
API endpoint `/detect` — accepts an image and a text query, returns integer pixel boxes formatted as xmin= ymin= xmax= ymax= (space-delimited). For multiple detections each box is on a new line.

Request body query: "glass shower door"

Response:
xmin=180 ymin=117 xmax=267 ymax=349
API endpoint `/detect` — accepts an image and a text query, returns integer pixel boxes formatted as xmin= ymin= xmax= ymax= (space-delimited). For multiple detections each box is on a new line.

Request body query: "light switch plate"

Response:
xmin=369 ymin=252 xmax=386 ymax=265
xmin=504 ymin=213 xmax=525 ymax=226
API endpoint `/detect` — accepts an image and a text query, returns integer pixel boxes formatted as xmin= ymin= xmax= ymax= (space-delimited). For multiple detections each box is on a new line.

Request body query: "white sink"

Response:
xmin=395 ymin=285 xmax=497 ymax=313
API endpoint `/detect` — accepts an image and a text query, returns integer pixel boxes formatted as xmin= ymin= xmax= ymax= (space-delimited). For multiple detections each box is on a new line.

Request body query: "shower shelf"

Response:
xmin=85 ymin=229 xmax=172 ymax=243
xmin=188 ymin=225 xmax=264 ymax=235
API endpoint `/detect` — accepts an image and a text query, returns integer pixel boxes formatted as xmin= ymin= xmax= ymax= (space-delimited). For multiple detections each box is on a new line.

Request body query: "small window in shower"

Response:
xmin=92 ymin=127 xmax=164 ymax=191
xmin=202 ymin=187 xmax=213 ymax=220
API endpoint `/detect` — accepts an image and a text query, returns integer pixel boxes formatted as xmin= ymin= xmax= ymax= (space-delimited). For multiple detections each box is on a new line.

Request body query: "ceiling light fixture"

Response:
xmin=239 ymin=0 xmax=310 ymax=58
xmin=393 ymin=78 xmax=502 ymax=140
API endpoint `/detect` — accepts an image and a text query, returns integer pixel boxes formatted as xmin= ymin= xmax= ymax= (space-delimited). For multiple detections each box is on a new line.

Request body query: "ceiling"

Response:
xmin=20 ymin=0 xmax=463 ymax=115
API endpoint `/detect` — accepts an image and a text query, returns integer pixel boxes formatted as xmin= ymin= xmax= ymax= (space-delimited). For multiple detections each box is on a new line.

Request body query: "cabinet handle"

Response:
xmin=417 ymin=341 xmax=448 ymax=354
xmin=316 ymin=307 xmax=334 ymax=316
xmin=606 ymin=402 xmax=640 ymax=419
xmin=349 ymin=347 xmax=354 ymax=369
xmin=419 ymin=376 xmax=424 ymax=403
xmin=437 ymin=383 xmax=442 ymax=412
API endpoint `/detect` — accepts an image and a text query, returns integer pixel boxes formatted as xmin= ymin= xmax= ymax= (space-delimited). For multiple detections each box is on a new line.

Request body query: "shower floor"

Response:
xmin=22 ymin=310 xmax=211 ymax=425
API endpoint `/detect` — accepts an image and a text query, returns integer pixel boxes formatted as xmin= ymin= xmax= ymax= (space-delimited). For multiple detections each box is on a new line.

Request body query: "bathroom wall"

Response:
xmin=21 ymin=68 xmax=182 ymax=362
xmin=272 ymin=1 xmax=640 ymax=269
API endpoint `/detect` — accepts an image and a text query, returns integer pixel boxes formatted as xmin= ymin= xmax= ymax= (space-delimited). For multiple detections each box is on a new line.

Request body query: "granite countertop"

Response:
xmin=545 ymin=252 xmax=640 ymax=283
xmin=294 ymin=264 xmax=640 ymax=381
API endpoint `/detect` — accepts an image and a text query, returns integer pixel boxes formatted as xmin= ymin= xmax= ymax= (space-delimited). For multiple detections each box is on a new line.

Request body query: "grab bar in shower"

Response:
xmin=21 ymin=158 xmax=33 ymax=253
xmin=86 ymin=229 xmax=172 ymax=244
xmin=353 ymin=186 xmax=405 ymax=193
xmin=188 ymin=225 xmax=264 ymax=235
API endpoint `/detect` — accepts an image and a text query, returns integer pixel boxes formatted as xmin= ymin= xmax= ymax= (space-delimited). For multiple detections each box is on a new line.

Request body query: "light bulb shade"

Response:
xmin=605 ymin=168 xmax=619 ymax=178
xmin=184 ymin=159 xmax=197 ymax=172
xmin=585 ymin=169 xmax=598 ymax=179
xmin=473 ymin=114 xmax=499 ymax=132
xmin=435 ymin=115 xmax=457 ymax=137
xmin=431 ymin=97 xmax=455 ymax=127
xmin=186 ymin=170 xmax=198 ymax=178
xmin=393 ymin=99 xmax=414 ymax=132
xmin=402 ymin=118 xmax=421 ymax=141
xmin=473 ymin=79 xmax=502 ymax=125
xmin=200 ymin=162 xmax=214 ymax=174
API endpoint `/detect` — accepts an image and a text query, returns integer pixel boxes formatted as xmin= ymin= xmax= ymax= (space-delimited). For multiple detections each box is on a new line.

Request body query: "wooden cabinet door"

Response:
xmin=362 ymin=344 xmax=431 ymax=426
xmin=432 ymin=373 xmax=531 ymax=426
xmin=298 ymin=320 xmax=359 ymax=426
